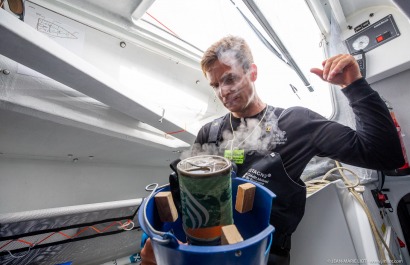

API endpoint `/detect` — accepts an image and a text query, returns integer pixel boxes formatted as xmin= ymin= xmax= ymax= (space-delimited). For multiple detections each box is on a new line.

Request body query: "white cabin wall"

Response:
xmin=326 ymin=2 xmax=410 ymax=164
xmin=0 ymin=157 xmax=169 ymax=214
xmin=371 ymin=68 xmax=410 ymax=157
xmin=345 ymin=4 xmax=410 ymax=142
xmin=1 ymin=1 xmax=215 ymax=216
xmin=383 ymin=175 xmax=410 ymax=264
xmin=0 ymin=1 xmax=225 ymax=138
xmin=371 ymin=68 xmax=410 ymax=264
xmin=308 ymin=2 xmax=410 ymax=262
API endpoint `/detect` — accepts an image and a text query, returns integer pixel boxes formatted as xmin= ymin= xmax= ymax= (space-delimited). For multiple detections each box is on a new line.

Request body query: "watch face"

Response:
xmin=352 ymin=35 xmax=370 ymax=51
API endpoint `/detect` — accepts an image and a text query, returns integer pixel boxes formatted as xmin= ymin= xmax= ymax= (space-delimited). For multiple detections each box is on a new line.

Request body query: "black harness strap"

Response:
xmin=207 ymin=114 xmax=228 ymax=145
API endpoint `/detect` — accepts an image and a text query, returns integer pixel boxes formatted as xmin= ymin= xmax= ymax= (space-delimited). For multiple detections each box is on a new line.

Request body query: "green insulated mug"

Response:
xmin=177 ymin=155 xmax=233 ymax=245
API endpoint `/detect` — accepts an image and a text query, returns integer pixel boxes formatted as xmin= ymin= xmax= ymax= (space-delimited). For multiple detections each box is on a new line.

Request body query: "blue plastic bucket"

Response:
xmin=138 ymin=177 xmax=275 ymax=265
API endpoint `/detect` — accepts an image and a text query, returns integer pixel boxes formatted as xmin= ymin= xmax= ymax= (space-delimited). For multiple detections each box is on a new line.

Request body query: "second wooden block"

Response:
xmin=235 ymin=183 xmax=256 ymax=213
xmin=155 ymin=191 xmax=178 ymax=222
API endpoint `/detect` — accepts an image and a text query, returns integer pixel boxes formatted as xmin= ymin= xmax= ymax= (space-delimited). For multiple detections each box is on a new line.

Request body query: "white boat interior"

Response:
xmin=1 ymin=0 xmax=410 ymax=264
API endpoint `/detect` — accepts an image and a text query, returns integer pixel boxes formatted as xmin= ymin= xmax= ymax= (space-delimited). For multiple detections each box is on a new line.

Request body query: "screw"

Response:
xmin=235 ymin=250 xmax=242 ymax=257
xmin=120 ymin=41 xmax=126 ymax=48
xmin=370 ymin=13 xmax=374 ymax=17
xmin=348 ymin=25 xmax=353 ymax=30
xmin=2 ymin=69 xmax=10 ymax=75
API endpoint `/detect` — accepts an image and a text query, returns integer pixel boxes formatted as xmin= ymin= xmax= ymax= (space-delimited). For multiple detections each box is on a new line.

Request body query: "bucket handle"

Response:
xmin=142 ymin=183 xmax=179 ymax=247
xmin=264 ymin=232 xmax=273 ymax=257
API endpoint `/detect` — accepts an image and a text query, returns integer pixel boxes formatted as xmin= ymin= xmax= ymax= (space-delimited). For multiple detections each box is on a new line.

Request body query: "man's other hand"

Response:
xmin=310 ymin=54 xmax=362 ymax=88
xmin=141 ymin=238 xmax=157 ymax=265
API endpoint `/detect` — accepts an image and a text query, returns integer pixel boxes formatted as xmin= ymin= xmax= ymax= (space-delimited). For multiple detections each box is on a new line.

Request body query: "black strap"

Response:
xmin=208 ymin=115 xmax=228 ymax=145
xmin=271 ymin=231 xmax=291 ymax=253
xmin=272 ymin=106 xmax=284 ymax=118
xmin=169 ymin=158 xmax=181 ymax=173
xmin=377 ymin=170 xmax=386 ymax=191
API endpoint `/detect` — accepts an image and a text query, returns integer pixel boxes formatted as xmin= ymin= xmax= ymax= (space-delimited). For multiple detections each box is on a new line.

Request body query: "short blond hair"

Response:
xmin=200 ymin=36 xmax=254 ymax=77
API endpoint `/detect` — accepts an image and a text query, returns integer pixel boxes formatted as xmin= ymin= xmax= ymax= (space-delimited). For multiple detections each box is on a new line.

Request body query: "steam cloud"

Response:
xmin=180 ymin=108 xmax=286 ymax=160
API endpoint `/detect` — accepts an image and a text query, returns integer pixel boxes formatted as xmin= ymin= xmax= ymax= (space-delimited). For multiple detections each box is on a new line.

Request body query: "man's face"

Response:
xmin=206 ymin=60 xmax=256 ymax=115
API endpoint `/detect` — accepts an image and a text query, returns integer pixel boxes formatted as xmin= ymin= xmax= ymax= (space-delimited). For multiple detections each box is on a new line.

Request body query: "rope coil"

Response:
xmin=305 ymin=161 xmax=397 ymax=262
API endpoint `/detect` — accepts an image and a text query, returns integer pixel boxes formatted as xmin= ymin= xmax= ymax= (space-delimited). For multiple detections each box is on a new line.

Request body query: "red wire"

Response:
xmin=57 ymin=231 xmax=72 ymax=239
xmin=16 ymin=239 xmax=34 ymax=247
xmin=0 ymin=240 xmax=13 ymax=250
xmin=36 ymin=232 xmax=57 ymax=245
xmin=146 ymin=12 xmax=179 ymax=37
xmin=165 ymin=129 xmax=186 ymax=135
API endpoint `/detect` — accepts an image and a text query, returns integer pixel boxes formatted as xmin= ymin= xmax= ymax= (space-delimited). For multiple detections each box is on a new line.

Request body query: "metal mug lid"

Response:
xmin=177 ymin=155 xmax=232 ymax=178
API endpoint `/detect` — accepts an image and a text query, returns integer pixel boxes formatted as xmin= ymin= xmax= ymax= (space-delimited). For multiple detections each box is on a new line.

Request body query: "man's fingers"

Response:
xmin=313 ymin=54 xmax=361 ymax=86
xmin=322 ymin=54 xmax=342 ymax=80
xmin=310 ymin=68 xmax=324 ymax=80
xmin=321 ymin=54 xmax=354 ymax=81
xmin=141 ymin=238 xmax=157 ymax=265
xmin=327 ymin=55 xmax=351 ymax=80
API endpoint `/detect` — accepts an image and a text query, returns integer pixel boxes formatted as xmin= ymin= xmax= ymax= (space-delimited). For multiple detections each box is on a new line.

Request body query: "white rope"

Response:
xmin=305 ymin=161 xmax=396 ymax=262
xmin=118 ymin=220 xmax=135 ymax=231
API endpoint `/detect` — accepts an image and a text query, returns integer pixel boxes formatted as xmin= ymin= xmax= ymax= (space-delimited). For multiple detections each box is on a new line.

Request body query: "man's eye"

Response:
xmin=212 ymin=84 xmax=219 ymax=89
xmin=224 ymin=77 xmax=235 ymax=84
xmin=221 ymin=74 xmax=238 ymax=86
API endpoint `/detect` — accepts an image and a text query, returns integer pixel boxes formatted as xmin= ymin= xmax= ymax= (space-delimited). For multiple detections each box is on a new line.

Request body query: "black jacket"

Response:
xmin=193 ymin=78 xmax=404 ymax=181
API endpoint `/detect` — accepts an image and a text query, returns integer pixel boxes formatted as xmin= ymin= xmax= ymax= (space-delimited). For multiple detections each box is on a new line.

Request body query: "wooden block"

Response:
xmin=221 ymin=224 xmax=243 ymax=245
xmin=154 ymin=191 xmax=178 ymax=222
xmin=235 ymin=183 xmax=256 ymax=213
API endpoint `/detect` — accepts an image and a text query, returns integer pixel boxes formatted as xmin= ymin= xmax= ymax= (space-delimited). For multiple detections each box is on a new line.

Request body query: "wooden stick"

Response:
xmin=221 ymin=224 xmax=243 ymax=245
xmin=235 ymin=183 xmax=256 ymax=213
xmin=155 ymin=191 xmax=178 ymax=222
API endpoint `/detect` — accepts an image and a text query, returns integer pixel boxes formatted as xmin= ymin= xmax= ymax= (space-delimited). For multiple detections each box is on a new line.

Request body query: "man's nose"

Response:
xmin=219 ymin=85 xmax=232 ymax=98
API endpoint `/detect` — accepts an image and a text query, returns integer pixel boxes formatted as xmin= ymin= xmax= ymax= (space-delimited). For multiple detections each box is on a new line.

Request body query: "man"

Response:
xmin=141 ymin=36 xmax=404 ymax=265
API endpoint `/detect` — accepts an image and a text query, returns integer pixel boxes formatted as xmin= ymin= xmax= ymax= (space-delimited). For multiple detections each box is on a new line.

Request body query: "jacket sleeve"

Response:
xmin=312 ymin=78 xmax=404 ymax=170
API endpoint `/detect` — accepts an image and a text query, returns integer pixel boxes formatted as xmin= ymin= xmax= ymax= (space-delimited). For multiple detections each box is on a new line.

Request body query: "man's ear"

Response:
xmin=250 ymin=63 xmax=258 ymax=82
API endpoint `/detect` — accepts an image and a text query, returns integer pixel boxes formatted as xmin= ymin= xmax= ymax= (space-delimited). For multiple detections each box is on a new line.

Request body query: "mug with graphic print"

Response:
xmin=177 ymin=155 xmax=233 ymax=245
